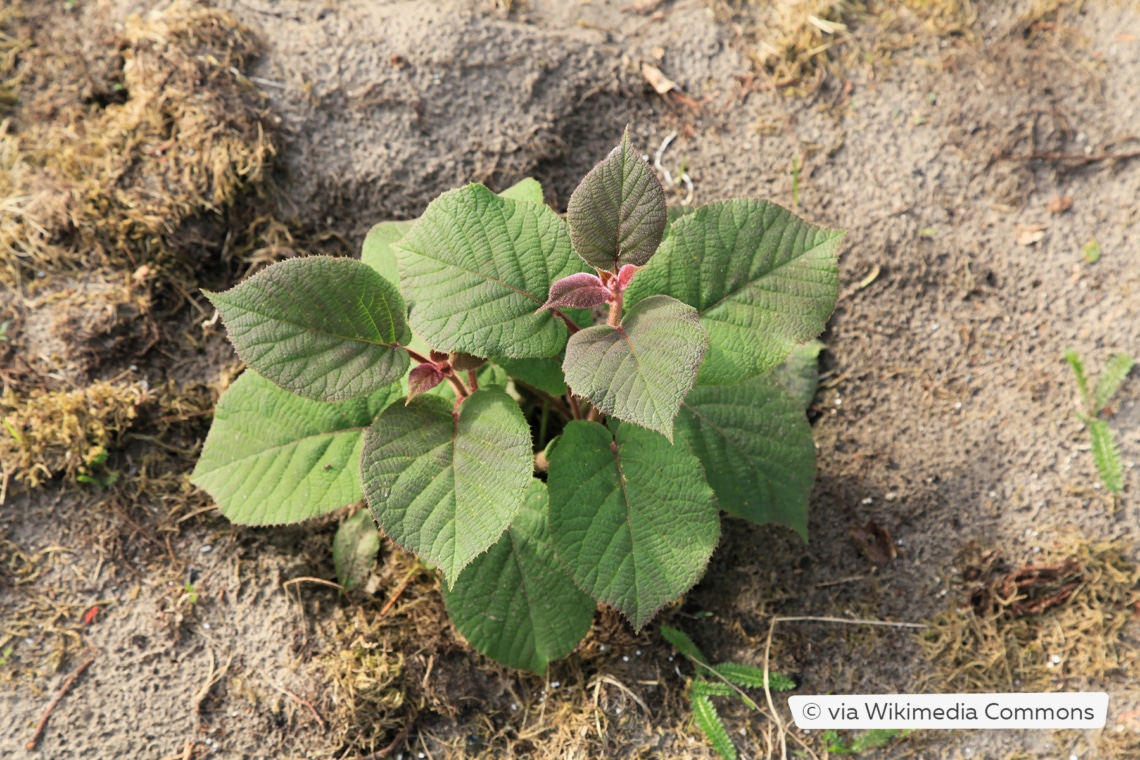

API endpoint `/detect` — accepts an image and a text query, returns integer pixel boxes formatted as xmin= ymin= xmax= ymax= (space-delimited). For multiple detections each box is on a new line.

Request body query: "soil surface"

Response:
xmin=2 ymin=0 xmax=1139 ymax=758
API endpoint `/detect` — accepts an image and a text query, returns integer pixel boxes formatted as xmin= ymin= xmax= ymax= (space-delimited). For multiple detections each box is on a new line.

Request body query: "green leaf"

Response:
xmin=690 ymin=680 xmax=734 ymax=698
xmin=691 ymin=692 xmax=737 ymax=760
xmin=675 ymin=376 xmax=815 ymax=538
xmin=494 ymin=355 xmax=568 ymax=396
xmin=333 ymin=508 xmax=381 ymax=591
xmin=1093 ymin=352 xmax=1134 ymax=413
xmin=661 ymin=625 xmax=709 ymax=665
xmin=498 ymin=177 xmax=545 ymax=205
xmin=1065 ymin=348 xmax=1091 ymax=409
xmin=442 ymin=481 xmax=595 ymax=673
xmin=626 ymin=199 xmax=842 ymax=385
xmin=395 ymin=184 xmax=586 ymax=359
xmin=191 ymin=371 xmax=401 ymax=525
xmin=548 ymin=420 xmax=719 ymax=629
xmin=666 ymin=205 xmax=697 ymax=232
xmin=1088 ymin=419 xmax=1124 ymax=493
xmin=563 ymin=295 xmax=708 ymax=440
xmin=206 ymin=256 xmax=411 ymax=402
xmin=361 ymin=388 xmax=533 ymax=586
xmin=566 ymin=128 xmax=667 ymax=270
xmin=711 ymin=663 xmax=796 ymax=691
xmin=361 ymin=220 xmax=415 ymax=286
xmin=771 ymin=340 xmax=824 ymax=409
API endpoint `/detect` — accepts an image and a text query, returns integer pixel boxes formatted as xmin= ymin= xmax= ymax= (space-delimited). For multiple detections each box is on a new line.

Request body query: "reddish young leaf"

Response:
xmin=407 ymin=363 xmax=445 ymax=403
xmin=539 ymin=272 xmax=610 ymax=311
xmin=616 ymin=264 xmax=642 ymax=291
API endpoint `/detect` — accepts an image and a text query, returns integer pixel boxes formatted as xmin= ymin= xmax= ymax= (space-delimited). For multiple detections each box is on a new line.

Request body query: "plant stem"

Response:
xmin=607 ymin=290 xmax=623 ymax=327
xmin=446 ymin=374 xmax=469 ymax=400
xmin=567 ymin=394 xmax=582 ymax=420
xmin=403 ymin=346 xmax=431 ymax=365
xmin=587 ymin=406 xmax=604 ymax=423
xmin=550 ymin=309 xmax=580 ymax=334
xmin=467 ymin=370 xmax=479 ymax=391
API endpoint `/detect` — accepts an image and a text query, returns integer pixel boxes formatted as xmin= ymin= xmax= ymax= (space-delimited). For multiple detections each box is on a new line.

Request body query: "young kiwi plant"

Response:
xmin=192 ymin=129 xmax=844 ymax=673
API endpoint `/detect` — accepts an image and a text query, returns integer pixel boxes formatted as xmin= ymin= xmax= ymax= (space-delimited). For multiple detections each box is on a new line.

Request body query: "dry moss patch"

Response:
xmin=1 ymin=380 xmax=148 ymax=489
xmin=0 ymin=0 xmax=276 ymax=286
xmin=919 ymin=535 xmax=1140 ymax=693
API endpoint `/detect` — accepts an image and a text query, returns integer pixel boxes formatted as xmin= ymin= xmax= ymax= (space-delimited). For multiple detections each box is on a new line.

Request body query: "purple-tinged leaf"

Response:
xmin=540 ymin=273 xmax=610 ymax=311
xmin=407 ymin=364 xmax=445 ymax=403
xmin=449 ymin=352 xmax=486 ymax=372
xmin=566 ymin=129 xmax=667 ymax=271
xmin=616 ymin=264 xmax=642 ymax=291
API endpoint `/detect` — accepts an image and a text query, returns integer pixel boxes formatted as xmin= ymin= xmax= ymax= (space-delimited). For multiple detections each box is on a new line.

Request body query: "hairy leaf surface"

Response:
xmin=192 ymin=371 xmax=401 ymax=525
xmin=566 ymin=130 xmax=667 ymax=270
xmin=676 ymin=376 xmax=815 ymax=538
xmin=563 ymin=295 xmax=707 ymax=440
xmin=361 ymin=389 xmax=533 ymax=586
xmin=548 ymin=421 xmax=719 ymax=629
xmin=442 ymin=481 xmax=595 ymax=673
xmin=206 ymin=257 xmax=411 ymax=401
xmin=333 ymin=508 xmax=381 ymax=591
xmin=626 ymin=199 xmax=842 ymax=385
xmin=395 ymin=184 xmax=586 ymax=359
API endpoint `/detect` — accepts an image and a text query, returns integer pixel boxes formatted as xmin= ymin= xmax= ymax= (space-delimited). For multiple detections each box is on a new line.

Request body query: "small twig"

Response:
xmin=358 ymin=717 xmax=415 ymax=759
xmin=282 ymin=576 xmax=345 ymax=593
xmin=763 ymin=616 xmax=927 ymax=760
xmin=378 ymin=565 xmax=421 ymax=619
xmin=27 ymin=652 xmax=96 ymax=750
xmin=267 ymin=679 xmax=325 ymax=728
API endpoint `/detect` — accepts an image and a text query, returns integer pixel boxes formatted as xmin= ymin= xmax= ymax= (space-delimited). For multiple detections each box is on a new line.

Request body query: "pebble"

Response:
xmin=622 ymin=655 xmax=629 ymax=662
xmin=200 ymin=545 xmax=213 ymax=554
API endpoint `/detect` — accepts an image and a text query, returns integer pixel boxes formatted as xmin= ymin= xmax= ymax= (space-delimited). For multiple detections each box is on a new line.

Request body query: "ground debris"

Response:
xmin=919 ymin=536 xmax=1140 ymax=693
xmin=0 ymin=0 xmax=277 ymax=286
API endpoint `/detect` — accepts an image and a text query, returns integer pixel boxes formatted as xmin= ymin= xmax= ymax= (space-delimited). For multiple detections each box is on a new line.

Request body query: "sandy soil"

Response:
xmin=2 ymin=0 xmax=1139 ymax=758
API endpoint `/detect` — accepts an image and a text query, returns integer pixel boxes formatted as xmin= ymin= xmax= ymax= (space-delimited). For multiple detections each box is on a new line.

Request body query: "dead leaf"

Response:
xmin=850 ymin=520 xmax=897 ymax=566
xmin=1014 ymin=223 xmax=1047 ymax=246
xmin=1046 ymin=196 xmax=1072 ymax=214
xmin=641 ymin=63 xmax=676 ymax=95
